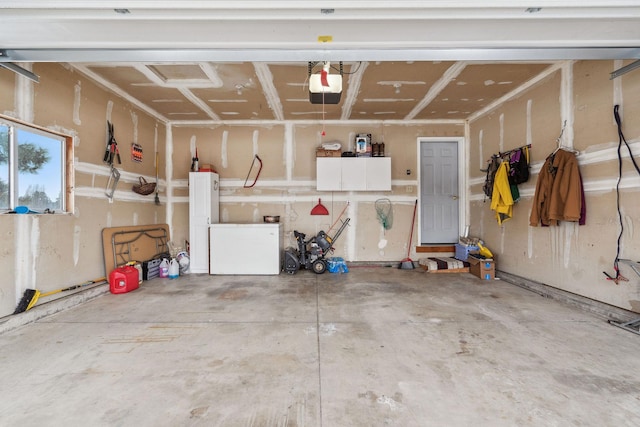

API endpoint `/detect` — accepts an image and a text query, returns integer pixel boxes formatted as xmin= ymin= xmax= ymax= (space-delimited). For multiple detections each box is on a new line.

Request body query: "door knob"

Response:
xmin=451 ymin=195 xmax=459 ymax=200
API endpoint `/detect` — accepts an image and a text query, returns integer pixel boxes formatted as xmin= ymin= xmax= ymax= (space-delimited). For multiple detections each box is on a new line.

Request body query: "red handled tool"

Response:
xmin=103 ymin=121 xmax=121 ymax=166
xmin=243 ymin=154 xmax=263 ymax=188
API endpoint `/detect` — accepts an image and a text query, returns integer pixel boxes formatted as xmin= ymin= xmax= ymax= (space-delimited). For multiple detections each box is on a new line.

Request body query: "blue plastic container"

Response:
xmin=455 ymin=243 xmax=479 ymax=261
xmin=327 ymin=257 xmax=348 ymax=273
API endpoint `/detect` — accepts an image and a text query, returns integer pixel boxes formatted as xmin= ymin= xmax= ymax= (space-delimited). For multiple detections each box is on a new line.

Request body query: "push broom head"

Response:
xmin=398 ymin=258 xmax=415 ymax=270
xmin=13 ymin=289 xmax=40 ymax=314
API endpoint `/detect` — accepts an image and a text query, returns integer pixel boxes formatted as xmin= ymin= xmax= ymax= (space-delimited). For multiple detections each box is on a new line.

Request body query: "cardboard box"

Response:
xmin=316 ymin=148 xmax=342 ymax=157
xmin=468 ymin=256 xmax=495 ymax=280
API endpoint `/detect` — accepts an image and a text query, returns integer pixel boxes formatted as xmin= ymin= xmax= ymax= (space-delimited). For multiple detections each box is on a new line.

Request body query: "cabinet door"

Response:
xmin=366 ymin=158 xmax=392 ymax=191
xmin=316 ymin=158 xmax=342 ymax=191
xmin=341 ymin=158 xmax=367 ymax=191
xmin=316 ymin=157 xmax=390 ymax=191
xmin=210 ymin=173 xmax=220 ymax=223
xmin=189 ymin=173 xmax=213 ymax=273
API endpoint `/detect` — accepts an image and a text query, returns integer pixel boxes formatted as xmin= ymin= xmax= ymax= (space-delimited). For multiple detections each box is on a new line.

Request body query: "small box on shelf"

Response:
xmin=316 ymin=148 xmax=342 ymax=157
xmin=355 ymin=133 xmax=372 ymax=156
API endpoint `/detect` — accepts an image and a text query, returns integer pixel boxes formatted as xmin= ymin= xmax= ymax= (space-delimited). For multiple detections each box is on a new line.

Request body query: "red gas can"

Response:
xmin=109 ymin=266 xmax=140 ymax=294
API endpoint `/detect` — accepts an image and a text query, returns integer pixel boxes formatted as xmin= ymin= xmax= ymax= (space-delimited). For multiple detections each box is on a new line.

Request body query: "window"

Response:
xmin=0 ymin=116 xmax=72 ymax=213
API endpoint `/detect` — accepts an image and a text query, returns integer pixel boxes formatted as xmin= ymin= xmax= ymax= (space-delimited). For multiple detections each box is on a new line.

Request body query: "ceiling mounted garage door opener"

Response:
xmin=243 ymin=154 xmax=262 ymax=188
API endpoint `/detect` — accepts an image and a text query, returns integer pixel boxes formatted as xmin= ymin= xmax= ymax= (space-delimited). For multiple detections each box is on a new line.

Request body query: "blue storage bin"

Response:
xmin=455 ymin=243 xmax=479 ymax=261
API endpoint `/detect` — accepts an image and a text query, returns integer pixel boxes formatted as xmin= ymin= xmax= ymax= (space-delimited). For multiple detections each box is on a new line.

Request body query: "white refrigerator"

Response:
xmin=188 ymin=172 xmax=219 ymax=273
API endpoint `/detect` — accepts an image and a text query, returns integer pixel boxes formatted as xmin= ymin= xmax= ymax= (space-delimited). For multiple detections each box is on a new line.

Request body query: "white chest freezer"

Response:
xmin=209 ymin=223 xmax=283 ymax=275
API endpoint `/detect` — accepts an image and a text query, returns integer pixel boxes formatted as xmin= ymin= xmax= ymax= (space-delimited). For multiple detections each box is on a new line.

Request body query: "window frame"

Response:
xmin=0 ymin=114 xmax=74 ymax=214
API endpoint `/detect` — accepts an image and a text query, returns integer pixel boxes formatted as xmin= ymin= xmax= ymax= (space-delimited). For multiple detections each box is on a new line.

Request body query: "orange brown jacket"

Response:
xmin=530 ymin=149 xmax=582 ymax=226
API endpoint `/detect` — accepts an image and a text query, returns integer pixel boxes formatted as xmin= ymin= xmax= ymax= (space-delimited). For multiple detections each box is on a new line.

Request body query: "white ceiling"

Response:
xmin=1 ymin=1 xmax=639 ymax=123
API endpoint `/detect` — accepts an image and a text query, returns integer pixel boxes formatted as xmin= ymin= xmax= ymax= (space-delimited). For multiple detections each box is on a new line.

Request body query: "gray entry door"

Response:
xmin=420 ymin=141 xmax=459 ymax=244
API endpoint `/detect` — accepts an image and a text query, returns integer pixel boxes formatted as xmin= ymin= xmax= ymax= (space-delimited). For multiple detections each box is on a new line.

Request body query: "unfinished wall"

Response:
xmin=169 ymin=121 xmax=464 ymax=262
xmin=468 ymin=60 xmax=640 ymax=313
xmin=0 ymin=63 xmax=166 ymax=318
xmin=2 ymin=60 xmax=467 ymax=320
xmin=0 ymin=68 xmax=16 ymax=114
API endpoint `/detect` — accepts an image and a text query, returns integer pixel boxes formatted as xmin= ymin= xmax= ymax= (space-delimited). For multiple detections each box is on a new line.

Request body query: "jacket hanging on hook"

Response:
xmin=530 ymin=149 xmax=584 ymax=226
xmin=490 ymin=162 xmax=514 ymax=225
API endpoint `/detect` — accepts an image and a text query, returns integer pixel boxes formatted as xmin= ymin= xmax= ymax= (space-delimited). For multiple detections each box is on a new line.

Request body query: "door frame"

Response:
xmin=416 ymin=136 xmax=467 ymax=245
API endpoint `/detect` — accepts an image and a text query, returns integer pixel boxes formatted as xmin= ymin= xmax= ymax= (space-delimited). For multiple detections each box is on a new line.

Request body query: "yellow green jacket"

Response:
xmin=490 ymin=162 xmax=514 ymax=225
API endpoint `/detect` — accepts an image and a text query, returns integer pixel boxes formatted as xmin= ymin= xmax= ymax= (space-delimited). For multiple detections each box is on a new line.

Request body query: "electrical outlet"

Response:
xmin=406 ymin=185 xmax=413 ymax=193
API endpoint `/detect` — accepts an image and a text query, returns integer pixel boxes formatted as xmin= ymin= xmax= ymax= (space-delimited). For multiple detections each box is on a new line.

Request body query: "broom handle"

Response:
xmin=327 ymin=202 xmax=349 ymax=234
xmin=407 ymin=200 xmax=417 ymax=257
xmin=39 ymin=277 xmax=107 ymax=298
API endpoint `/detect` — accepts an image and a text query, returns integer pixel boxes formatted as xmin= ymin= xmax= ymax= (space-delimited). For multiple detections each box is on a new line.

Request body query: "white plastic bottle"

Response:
xmin=159 ymin=258 xmax=169 ymax=278
xmin=169 ymin=258 xmax=179 ymax=279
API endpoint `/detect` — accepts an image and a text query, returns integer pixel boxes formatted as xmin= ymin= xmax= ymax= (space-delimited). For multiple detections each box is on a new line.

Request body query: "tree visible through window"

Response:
xmin=0 ymin=118 xmax=69 ymax=213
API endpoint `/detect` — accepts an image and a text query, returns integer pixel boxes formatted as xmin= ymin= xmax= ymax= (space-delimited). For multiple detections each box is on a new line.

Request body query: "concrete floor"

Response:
xmin=1 ymin=267 xmax=640 ymax=426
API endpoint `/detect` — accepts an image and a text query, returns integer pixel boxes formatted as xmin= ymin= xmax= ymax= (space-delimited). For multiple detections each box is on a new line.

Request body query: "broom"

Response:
xmin=399 ymin=200 xmax=418 ymax=270
xmin=13 ymin=277 xmax=107 ymax=314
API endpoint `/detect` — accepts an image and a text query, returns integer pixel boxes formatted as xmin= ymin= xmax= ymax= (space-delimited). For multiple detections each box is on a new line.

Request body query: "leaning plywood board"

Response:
xmin=101 ymin=224 xmax=170 ymax=276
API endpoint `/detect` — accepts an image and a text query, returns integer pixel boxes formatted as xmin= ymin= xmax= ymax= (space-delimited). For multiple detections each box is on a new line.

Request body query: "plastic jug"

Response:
xmin=109 ymin=266 xmax=140 ymax=294
xmin=169 ymin=258 xmax=179 ymax=279
xmin=159 ymin=258 xmax=169 ymax=278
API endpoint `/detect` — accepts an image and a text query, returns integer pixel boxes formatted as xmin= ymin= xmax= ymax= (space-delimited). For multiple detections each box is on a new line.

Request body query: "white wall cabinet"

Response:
xmin=316 ymin=157 xmax=391 ymax=191
xmin=189 ymin=172 xmax=220 ymax=273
